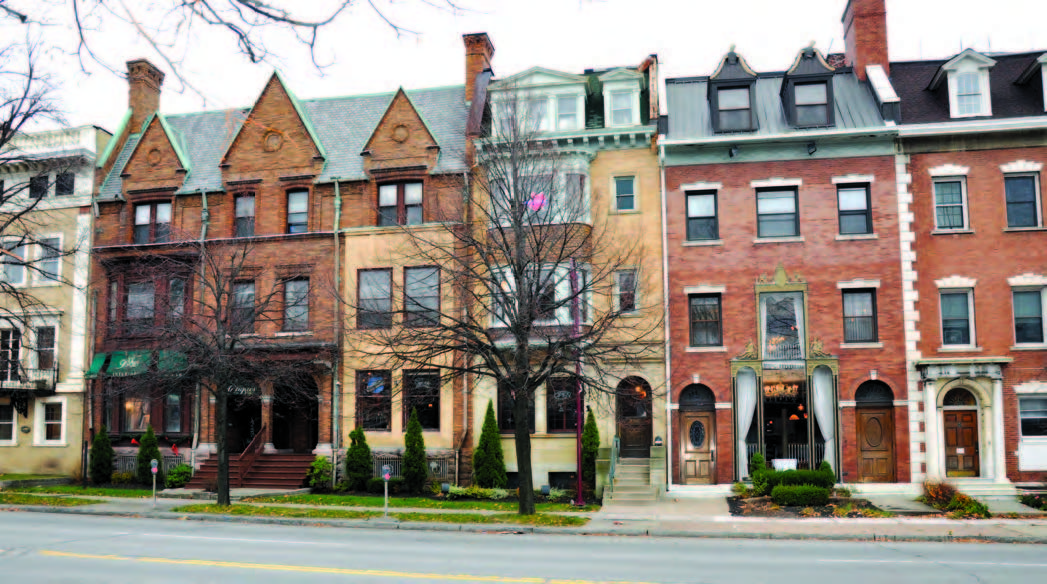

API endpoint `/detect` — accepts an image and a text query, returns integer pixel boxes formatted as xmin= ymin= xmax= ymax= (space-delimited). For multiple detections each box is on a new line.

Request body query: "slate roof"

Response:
xmin=665 ymin=72 xmax=885 ymax=141
xmin=889 ymin=52 xmax=1046 ymax=124
xmin=98 ymin=85 xmax=468 ymax=199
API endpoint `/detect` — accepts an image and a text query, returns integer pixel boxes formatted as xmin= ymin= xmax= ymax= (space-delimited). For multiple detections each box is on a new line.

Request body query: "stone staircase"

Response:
xmin=948 ymin=478 xmax=1019 ymax=499
xmin=605 ymin=458 xmax=659 ymax=505
xmin=185 ymin=453 xmax=314 ymax=490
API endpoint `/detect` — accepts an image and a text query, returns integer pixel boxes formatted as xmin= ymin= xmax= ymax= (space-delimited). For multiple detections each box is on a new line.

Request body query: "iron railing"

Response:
xmin=607 ymin=436 xmax=620 ymax=494
xmin=372 ymin=450 xmax=456 ymax=482
xmin=114 ymin=453 xmax=187 ymax=475
xmin=237 ymin=423 xmax=267 ymax=486
xmin=0 ymin=365 xmax=59 ymax=393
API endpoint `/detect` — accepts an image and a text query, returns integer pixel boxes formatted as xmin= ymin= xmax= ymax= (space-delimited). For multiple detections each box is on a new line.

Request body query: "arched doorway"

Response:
xmin=617 ymin=377 xmax=652 ymax=458
xmin=679 ymin=384 xmax=716 ymax=484
xmin=942 ymin=387 xmax=979 ymax=477
xmin=855 ymin=380 xmax=895 ymax=483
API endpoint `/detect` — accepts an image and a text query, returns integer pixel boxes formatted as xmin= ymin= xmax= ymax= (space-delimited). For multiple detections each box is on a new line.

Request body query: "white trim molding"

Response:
xmin=935 ymin=275 xmax=977 ymax=288
xmin=1008 ymin=273 xmax=1047 ymax=287
xmin=750 ymin=177 xmax=802 ymax=188
xmin=680 ymin=181 xmax=722 ymax=192
xmin=33 ymin=395 xmax=67 ymax=446
xmin=1000 ymin=160 xmax=1043 ymax=173
xmin=1015 ymin=381 xmax=1047 ymax=395
xmin=683 ymin=284 xmax=726 ymax=295
xmin=837 ymin=278 xmax=881 ymax=289
xmin=832 ymin=174 xmax=875 ymax=184
xmin=929 ymin=164 xmax=970 ymax=177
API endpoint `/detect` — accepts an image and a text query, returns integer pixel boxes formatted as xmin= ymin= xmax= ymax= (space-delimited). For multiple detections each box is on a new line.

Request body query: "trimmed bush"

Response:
xmin=165 ymin=464 xmax=193 ymax=489
xmin=136 ymin=426 xmax=164 ymax=487
xmin=89 ymin=426 xmax=115 ymax=485
xmin=771 ymin=485 xmax=830 ymax=507
xmin=749 ymin=452 xmax=766 ymax=475
xmin=344 ymin=428 xmax=373 ymax=492
xmin=752 ymin=467 xmax=835 ymax=495
xmin=472 ymin=401 xmax=508 ymax=488
xmin=582 ymin=407 xmax=599 ymax=491
xmin=401 ymin=409 xmax=428 ymax=493
xmin=306 ymin=456 xmax=334 ymax=491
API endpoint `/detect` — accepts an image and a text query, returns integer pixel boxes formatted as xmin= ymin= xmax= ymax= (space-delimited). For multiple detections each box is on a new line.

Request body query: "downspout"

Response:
xmin=192 ymin=190 xmax=209 ymax=470
xmin=332 ymin=179 xmax=343 ymax=487
xmin=658 ymin=143 xmax=673 ymax=492
xmin=456 ymin=170 xmax=471 ymax=485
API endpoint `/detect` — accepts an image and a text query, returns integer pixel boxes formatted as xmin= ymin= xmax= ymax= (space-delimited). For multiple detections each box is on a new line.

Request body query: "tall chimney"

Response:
xmin=126 ymin=59 xmax=165 ymax=133
xmin=842 ymin=0 xmax=888 ymax=81
xmin=463 ymin=33 xmax=495 ymax=104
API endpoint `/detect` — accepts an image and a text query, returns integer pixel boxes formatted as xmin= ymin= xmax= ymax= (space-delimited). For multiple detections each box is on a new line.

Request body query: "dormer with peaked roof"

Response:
xmin=1016 ymin=52 xmax=1047 ymax=113
xmin=120 ymin=113 xmax=190 ymax=194
xmin=361 ymin=88 xmax=440 ymax=175
xmin=489 ymin=67 xmax=590 ymax=133
xmin=781 ymin=46 xmax=836 ymax=128
xmin=927 ymin=49 xmax=997 ymax=119
xmin=599 ymin=68 xmax=644 ymax=128
xmin=708 ymin=49 xmax=759 ymax=133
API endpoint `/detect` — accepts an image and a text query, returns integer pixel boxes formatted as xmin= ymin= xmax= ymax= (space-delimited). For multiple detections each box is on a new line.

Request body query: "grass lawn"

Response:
xmin=0 ymin=474 xmax=66 ymax=482
xmin=241 ymin=494 xmax=599 ymax=513
xmin=172 ymin=504 xmax=589 ymax=527
xmin=0 ymin=493 xmax=100 ymax=506
xmin=8 ymin=486 xmax=153 ymax=498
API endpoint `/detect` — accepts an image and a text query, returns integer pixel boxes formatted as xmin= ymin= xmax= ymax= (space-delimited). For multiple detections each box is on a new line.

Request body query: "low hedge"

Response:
xmin=771 ymin=484 xmax=830 ymax=507
xmin=365 ymin=477 xmax=405 ymax=494
xmin=752 ymin=467 xmax=835 ymax=496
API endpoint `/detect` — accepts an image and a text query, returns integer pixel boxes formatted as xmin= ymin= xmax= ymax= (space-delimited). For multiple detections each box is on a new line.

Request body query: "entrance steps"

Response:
xmin=185 ymin=453 xmax=314 ymax=490
xmin=948 ymin=478 xmax=1019 ymax=499
xmin=605 ymin=458 xmax=659 ymax=505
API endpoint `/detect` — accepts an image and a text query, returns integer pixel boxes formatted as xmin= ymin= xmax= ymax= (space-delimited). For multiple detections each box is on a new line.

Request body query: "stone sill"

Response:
xmin=835 ymin=233 xmax=878 ymax=241
xmin=753 ymin=236 xmax=805 ymax=244
xmin=937 ymin=345 xmax=983 ymax=353
xmin=610 ymin=209 xmax=641 ymax=216
xmin=682 ymin=239 xmax=724 ymax=247
xmin=1004 ymin=227 xmax=1047 ymax=233
xmin=274 ymin=331 xmax=313 ymax=337
xmin=685 ymin=346 xmax=728 ymax=353
xmin=931 ymin=229 xmax=974 ymax=235
xmin=1012 ymin=344 xmax=1047 ymax=351
xmin=839 ymin=342 xmax=884 ymax=349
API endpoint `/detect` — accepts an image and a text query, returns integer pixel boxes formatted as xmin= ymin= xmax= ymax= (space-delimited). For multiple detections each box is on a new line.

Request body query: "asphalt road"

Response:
xmin=1 ymin=513 xmax=1046 ymax=583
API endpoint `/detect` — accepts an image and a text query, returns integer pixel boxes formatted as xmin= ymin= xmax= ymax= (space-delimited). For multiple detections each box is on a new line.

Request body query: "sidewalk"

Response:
xmin=4 ymin=494 xmax=1047 ymax=544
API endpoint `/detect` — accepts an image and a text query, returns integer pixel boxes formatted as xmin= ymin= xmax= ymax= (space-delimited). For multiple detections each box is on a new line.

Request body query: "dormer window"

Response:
xmin=795 ymin=82 xmax=829 ymax=126
xmin=610 ymin=91 xmax=633 ymax=126
xmin=954 ymin=72 xmax=983 ymax=116
xmin=557 ymin=95 xmax=579 ymax=130
xmin=708 ymin=49 xmax=759 ymax=133
xmin=930 ymin=49 xmax=995 ymax=119
xmin=599 ymin=68 xmax=644 ymax=128
xmin=781 ymin=46 xmax=835 ymax=128
xmin=525 ymin=97 xmax=549 ymax=131
xmin=717 ymin=87 xmax=753 ymax=131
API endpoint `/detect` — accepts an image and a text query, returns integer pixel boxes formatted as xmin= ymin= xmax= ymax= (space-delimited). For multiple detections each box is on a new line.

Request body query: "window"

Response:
xmin=168 ymin=278 xmax=186 ymax=319
xmin=941 ymin=291 xmax=973 ymax=346
xmin=761 ymin=292 xmax=805 ymax=360
xmin=1005 ymin=175 xmax=1041 ymax=228
xmin=126 ymin=282 xmax=155 ymax=332
xmin=546 ymin=376 xmax=581 ymax=433
xmin=29 ymin=175 xmax=48 ymax=199
xmin=557 ymin=95 xmax=578 ymax=130
xmin=689 ymin=294 xmax=722 ymax=347
xmin=2 ymin=242 xmax=25 ymax=285
xmin=35 ymin=326 xmax=55 ymax=370
xmin=404 ymin=267 xmax=439 ymax=327
xmin=123 ymin=397 xmax=150 ymax=432
xmin=525 ymin=97 xmax=549 ymax=131
xmin=1020 ymin=397 xmax=1047 ymax=437
xmin=837 ymin=185 xmax=872 ymax=235
xmin=616 ymin=269 xmax=637 ymax=313
xmin=795 ymin=82 xmax=829 ymax=126
xmin=955 ymin=72 xmax=983 ymax=116
xmin=403 ymin=370 xmax=440 ymax=430
xmin=1014 ymin=289 xmax=1045 ymax=344
xmin=55 ymin=172 xmax=75 ymax=196
xmin=378 ymin=182 xmax=423 ymax=227
xmin=843 ymin=290 xmax=878 ymax=343
xmin=235 ymin=194 xmax=255 ymax=237
xmin=356 ymin=370 xmax=391 ymax=430
xmin=283 ymin=278 xmax=309 ymax=331
xmin=43 ymin=402 xmax=62 ymax=442
xmin=497 ymin=379 xmax=534 ymax=433
xmin=231 ymin=281 xmax=255 ymax=331
xmin=757 ymin=189 xmax=799 ymax=237
xmin=358 ymin=269 xmax=392 ymax=329
xmin=686 ymin=191 xmax=718 ymax=240
xmin=717 ymin=87 xmax=752 ymax=132
xmin=38 ymin=237 xmax=60 ymax=283
xmin=133 ymin=202 xmax=172 ymax=244
xmin=610 ymin=91 xmax=633 ymax=126
xmin=0 ymin=329 xmax=19 ymax=382
xmin=286 ymin=190 xmax=308 ymax=233
xmin=536 ymin=268 xmax=559 ymax=322
xmin=0 ymin=404 xmax=13 ymax=442
xmin=614 ymin=176 xmax=636 ymax=211
xmin=933 ymin=179 xmax=967 ymax=230
xmin=165 ymin=394 xmax=182 ymax=433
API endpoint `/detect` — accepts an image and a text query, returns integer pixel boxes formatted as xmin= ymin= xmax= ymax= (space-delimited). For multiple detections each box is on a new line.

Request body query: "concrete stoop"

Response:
xmin=947 ymin=479 xmax=1019 ymax=499
xmin=605 ymin=459 xmax=658 ymax=505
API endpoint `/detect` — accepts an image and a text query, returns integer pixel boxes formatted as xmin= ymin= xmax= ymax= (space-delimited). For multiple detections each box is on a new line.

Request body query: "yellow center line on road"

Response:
xmin=39 ymin=550 xmax=669 ymax=584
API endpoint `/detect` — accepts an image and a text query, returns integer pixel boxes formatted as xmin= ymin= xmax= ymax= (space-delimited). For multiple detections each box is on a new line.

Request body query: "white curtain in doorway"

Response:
xmin=812 ymin=366 xmax=835 ymax=470
xmin=736 ymin=368 xmax=758 ymax=479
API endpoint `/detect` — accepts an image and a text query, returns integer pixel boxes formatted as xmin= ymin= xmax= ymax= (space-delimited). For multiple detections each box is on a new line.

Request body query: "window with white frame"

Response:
xmin=609 ymin=91 xmax=634 ymax=126
xmin=616 ymin=269 xmax=637 ymax=314
xmin=491 ymin=171 xmax=589 ymax=226
xmin=0 ymin=328 xmax=20 ymax=382
xmin=2 ymin=241 xmax=26 ymax=285
xmin=933 ymin=178 xmax=968 ymax=230
xmin=491 ymin=264 xmax=589 ymax=327
xmin=0 ymin=402 xmax=14 ymax=443
xmin=954 ymin=72 xmax=984 ymax=116
xmin=1005 ymin=174 xmax=1041 ymax=228
xmin=35 ymin=325 xmax=55 ymax=370
xmin=525 ymin=97 xmax=549 ymax=132
xmin=940 ymin=290 xmax=974 ymax=346
xmin=1014 ymin=288 xmax=1046 ymax=345
xmin=614 ymin=176 xmax=636 ymax=211
xmin=1020 ymin=397 xmax=1047 ymax=438
xmin=35 ymin=397 xmax=65 ymax=444
xmin=37 ymin=237 xmax=60 ymax=283
xmin=556 ymin=95 xmax=579 ymax=130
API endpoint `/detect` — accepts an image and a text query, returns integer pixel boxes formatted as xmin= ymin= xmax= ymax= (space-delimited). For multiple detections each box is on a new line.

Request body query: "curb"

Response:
xmin=4 ymin=505 xmax=1047 ymax=544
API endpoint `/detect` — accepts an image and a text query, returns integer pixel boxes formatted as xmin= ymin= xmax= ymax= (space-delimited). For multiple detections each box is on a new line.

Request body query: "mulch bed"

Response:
xmin=728 ymin=496 xmax=886 ymax=518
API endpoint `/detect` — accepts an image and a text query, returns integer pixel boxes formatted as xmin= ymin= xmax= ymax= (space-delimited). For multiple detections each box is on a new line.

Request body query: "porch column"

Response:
xmin=923 ymin=379 xmax=941 ymax=480
xmin=261 ymin=380 xmax=276 ymax=453
xmin=313 ymin=373 xmax=333 ymax=457
xmin=993 ymin=378 xmax=1007 ymax=483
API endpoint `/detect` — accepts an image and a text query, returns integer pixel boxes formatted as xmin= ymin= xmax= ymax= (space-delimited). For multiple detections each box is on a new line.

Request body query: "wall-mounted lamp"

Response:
xmin=806 ymin=141 xmax=817 ymax=156
xmin=728 ymin=145 xmax=740 ymax=158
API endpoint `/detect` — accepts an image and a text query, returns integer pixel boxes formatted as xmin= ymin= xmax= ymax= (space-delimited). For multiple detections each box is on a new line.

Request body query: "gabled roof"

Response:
xmin=122 ymin=112 xmax=192 ymax=174
xmin=361 ymin=88 xmax=439 ymax=153
xmin=710 ymin=49 xmax=757 ymax=82
xmin=928 ymin=48 xmax=997 ymax=90
xmin=598 ymin=68 xmax=644 ymax=82
xmin=97 ymin=108 xmax=131 ymax=169
xmin=1016 ymin=52 xmax=1047 ymax=85
xmin=490 ymin=66 xmax=589 ymax=88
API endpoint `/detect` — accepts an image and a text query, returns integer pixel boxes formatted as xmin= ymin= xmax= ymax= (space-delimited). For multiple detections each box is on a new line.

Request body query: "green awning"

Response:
xmin=158 ymin=351 xmax=187 ymax=372
xmin=85 ymin=353 xmax=108 ymax=379
xmin=107 ymin=350 xmax=150 ymax=377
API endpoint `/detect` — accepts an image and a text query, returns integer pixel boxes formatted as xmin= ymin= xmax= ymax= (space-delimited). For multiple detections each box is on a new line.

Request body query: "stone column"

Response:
xmin=313 ymin=373 xmax=333 ymax=457
xmin=993 ymin=378 xmax=1007 ymax=483
xmin=923 ymin=380 xmax=940 ymax=481
xmin=261 ymin=380 xmax=276 ymax=453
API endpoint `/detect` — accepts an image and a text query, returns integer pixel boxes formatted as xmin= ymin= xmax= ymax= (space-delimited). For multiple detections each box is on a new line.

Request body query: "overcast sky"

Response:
xmin=8 ymin=0 xmax=1047 ymax=132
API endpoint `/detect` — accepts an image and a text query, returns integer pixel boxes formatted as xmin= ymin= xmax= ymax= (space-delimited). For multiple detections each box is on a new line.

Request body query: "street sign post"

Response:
xmin=382 ymin=464 xmax=392 ymax=518
xmin=150 ymin=459 xmax=159 ymax=507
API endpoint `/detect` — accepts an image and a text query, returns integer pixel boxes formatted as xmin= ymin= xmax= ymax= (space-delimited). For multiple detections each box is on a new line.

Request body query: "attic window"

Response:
xmin=609 ymin=91 xmax=634 ymax=126
xmin=795 ymin=82 xmax=829 ymax=126
xmin=954 ymin=72 xmax=983 ymax=116
xmin=716 ymin=87 xmax=753 ymax=132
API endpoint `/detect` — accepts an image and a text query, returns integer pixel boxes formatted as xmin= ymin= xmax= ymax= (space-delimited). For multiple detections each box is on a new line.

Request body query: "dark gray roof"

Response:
xmin=665 ymin=73 xmax=885 ymax=140
xmin=99 ymin=85 xmax=468 ymax=199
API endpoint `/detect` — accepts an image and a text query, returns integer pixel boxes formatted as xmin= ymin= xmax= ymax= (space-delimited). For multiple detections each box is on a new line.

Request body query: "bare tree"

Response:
xmin=96 ymin=237 xmax=331 ymax=505
xmin=346 ymin=88 xmax=661 ymax=515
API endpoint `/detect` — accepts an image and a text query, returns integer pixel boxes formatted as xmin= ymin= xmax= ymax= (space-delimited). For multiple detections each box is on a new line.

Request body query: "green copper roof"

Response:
xmin=97 ymin=109 xmax=131 ymax=168
xmin=274 ymin=70 xmax=328 ymax=161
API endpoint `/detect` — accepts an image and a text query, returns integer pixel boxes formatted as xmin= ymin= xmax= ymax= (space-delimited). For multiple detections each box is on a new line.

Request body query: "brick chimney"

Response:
xmin=463 ymin=33 xmax=494 ymax=104
xmin=126 ymin=59 xmax=165 ymax=133
xmin=842 ymin=0 xmax=888 ymax=80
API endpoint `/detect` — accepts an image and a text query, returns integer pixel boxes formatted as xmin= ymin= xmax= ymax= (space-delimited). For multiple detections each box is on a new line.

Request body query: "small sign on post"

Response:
xmin=150 ymin=459 xmax=159 ymax=507
xmin=381 ymin=464 xmax=392 ymax=518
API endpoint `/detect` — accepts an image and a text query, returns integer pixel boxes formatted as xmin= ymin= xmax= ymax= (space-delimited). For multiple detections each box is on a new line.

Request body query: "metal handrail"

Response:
xmin=608 ymin=436 xmax=620 ymax=494
xmin=236 ymin=424 xmax=267 ymax=487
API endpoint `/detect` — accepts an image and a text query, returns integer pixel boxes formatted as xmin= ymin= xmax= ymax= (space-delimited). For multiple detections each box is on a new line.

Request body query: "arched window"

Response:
xmin=679 ymin=384 xmax=715 ymax=411
xmin=855 ymin=381 xmax=894 ymax=406
xmin=943 ymin=387 xmax=977 ymax=407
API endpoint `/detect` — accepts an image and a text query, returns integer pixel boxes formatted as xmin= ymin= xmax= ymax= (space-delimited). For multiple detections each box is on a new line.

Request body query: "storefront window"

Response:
xmin=124 ymin=397 xmax=150 ymax=432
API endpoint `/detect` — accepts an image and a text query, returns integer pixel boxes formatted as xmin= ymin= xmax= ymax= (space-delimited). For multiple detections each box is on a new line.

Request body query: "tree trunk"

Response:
xmin=215 ymin=389 xmax=230 ymax=506
xmin=513 ymin=392 xmax=536 ymax=515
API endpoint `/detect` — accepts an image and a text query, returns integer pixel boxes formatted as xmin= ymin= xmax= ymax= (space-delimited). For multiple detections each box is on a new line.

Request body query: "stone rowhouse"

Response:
xmin=0 ymin=126 xmax=109 ymax=477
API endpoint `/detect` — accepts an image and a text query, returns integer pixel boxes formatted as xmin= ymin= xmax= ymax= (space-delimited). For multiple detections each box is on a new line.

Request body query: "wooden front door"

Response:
xmin=857 ymin=407 xmax=895 ymax=483
xmin=944 ymin=409 xmax=980 ymax=477
xmin=680 ymin=411 xmax=715 ymax=484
